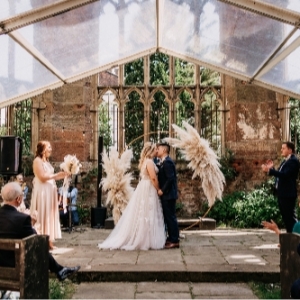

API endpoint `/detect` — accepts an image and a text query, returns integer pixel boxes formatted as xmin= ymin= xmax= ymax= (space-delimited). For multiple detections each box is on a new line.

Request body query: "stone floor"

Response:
xmin=50 ymin=226 xmax=280 ymax=298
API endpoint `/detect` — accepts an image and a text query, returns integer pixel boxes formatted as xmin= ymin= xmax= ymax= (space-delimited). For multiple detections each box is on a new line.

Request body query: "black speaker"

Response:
xmin=0 ymin=136 xmax=23 ymax=175
xmin=91 ymin=207 xmax=107 ymax=228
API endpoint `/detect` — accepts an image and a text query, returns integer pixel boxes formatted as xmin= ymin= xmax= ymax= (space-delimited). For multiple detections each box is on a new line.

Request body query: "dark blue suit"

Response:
xmin=157 ymin=156 xmax=179 ymax=243
xmin=269 ymin=154 xmax=300 ymax=232
xmin=0 ymin=204 xmax=62 ymax=272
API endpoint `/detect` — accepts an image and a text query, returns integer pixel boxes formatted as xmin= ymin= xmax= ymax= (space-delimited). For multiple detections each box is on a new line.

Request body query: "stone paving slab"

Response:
xmin=192 ymin=282 xmax=258 ymax=299
xmin=52 ymin=227 xmax=280 ymax=283
xmin=184 ymin=254 xmax=227 ymax=265
xmin=72 ymin=282 xmax=136 ymax=299
xmin=71 ymin=282 xmax=258 ymax=299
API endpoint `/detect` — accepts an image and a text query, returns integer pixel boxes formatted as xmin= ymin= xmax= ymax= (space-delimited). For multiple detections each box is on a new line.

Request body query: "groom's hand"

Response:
xmin=158 ymin=189 xmax=163 ymax=196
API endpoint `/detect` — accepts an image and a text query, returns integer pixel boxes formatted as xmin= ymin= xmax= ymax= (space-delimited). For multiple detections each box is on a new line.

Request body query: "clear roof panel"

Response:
xmin=160 ymin=0 xmax=294 ymax=78
xmin=0 ymin=0 xmax=62 ymax=20
xmin=1 ymin=0 xmax=300 ymax=105
xmin=0 ymin=34 xmax=60 ymax=103
xmin=259 ymin=34 xmax=300 ymax=96
xmin=16 ymin=0 xmax=156 ymax=79
xmin=259 ymin=0 xmax=300 ymax=13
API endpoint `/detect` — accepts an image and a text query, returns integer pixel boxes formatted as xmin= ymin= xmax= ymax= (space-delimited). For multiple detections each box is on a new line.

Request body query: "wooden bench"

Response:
xmin=0 ymin=234 xmax=49 ymax=299
xmin=280 ymin=233 xmax=300 ymax=299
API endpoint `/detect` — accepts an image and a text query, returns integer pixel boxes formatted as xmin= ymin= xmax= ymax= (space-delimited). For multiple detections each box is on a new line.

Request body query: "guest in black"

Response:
xmin=262 ymin=141 xmax=300 ymax=233
xmin=0 ymin=182 xmax=80 ymax=281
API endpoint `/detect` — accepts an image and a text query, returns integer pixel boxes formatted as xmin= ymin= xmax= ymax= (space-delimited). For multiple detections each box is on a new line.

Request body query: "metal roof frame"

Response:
xmin=0 ymin=0 xmax=300 ymax=107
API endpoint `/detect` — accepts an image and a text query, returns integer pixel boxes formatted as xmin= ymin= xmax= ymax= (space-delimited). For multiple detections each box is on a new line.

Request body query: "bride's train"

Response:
xmin=98 ymin=160 xmax=166 ymax=250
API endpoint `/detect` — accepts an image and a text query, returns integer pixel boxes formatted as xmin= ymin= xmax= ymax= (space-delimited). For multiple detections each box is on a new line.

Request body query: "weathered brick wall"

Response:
xmin=224 ymin=76 xmax=283 ymax=191
xmin=98 ymin=71 xmax=118 ymax=86
xmin=33 ymin=77 xmax=97 ymax=172
xmin=30 ymin=74 xmax=285 ymax=219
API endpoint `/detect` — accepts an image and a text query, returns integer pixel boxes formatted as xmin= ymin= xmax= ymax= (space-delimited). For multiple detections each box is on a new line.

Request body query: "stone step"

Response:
xmin=178 ymin=218 xmax=216 ymax=230
xmin=52 ymin=227 xmax=280 ymax=287
xmin=70 ymin=265 xmax=279 ymax=284
xmin=105 ymin=217 xmax=216 ymax=230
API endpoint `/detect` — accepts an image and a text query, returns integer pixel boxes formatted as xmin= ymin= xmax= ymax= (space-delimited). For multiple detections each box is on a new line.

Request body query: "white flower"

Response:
xmin=101 ymin=147 xmax=134 ymax=224
xmin=164 ymin=121 xmax=225 ymax=207
xmin=60 ymin=154 xmax=82 ymax=211
xmin=60 ymin=154 xmax=82 ymax=174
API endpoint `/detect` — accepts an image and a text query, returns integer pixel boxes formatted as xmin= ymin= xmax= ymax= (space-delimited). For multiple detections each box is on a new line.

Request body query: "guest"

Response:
xmin=15 ymin=173 xmax=29 ymax=208
xmin=30 ymin=141 xmax=68 ymax=249
xmin=0 ymin=182 xmax=80 ymax=281
xmin=59 ymin=179 xmax=80 ymax=228
xmin=261 ymin=142 xmax=300 ymax=233
xmin=67 ymin=176 xmax=80 ymax=226
xmin=262 ymin=219 xmax=300 ymax=235
xmin=58 ymin=187 xmax=68 ymax=228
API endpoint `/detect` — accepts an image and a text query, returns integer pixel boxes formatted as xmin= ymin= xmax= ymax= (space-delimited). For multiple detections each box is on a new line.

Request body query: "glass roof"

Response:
xmin=0 ymin=0 xmax=62 ymax=20
xmin=259 ymin=0 xmax=300 ymax=13
xmin=1 ymin=0 xmax=300 ymax=106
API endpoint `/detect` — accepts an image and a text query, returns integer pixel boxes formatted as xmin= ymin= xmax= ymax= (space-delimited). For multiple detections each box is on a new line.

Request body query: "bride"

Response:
xmin=98 ymin=142 xmax=166 ymax=250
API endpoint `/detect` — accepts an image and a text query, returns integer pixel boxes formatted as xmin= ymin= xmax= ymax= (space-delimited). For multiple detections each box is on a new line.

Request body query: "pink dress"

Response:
xmin=30 ymin=157 xmax=61 ymax=241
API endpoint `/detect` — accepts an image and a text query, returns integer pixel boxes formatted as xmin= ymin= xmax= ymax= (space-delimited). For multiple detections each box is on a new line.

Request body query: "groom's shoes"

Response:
xmin=164 ymin=242 xmax=179 ymax=249
xmin=57 ymin=266 xmax=81 ymax=281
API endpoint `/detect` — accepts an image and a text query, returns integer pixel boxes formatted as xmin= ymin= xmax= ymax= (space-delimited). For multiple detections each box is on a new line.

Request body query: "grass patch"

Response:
xmin=49 ymin=278 xmax=75 ymax=299
xmin=249 ymin=282 xmax=281 ymax=299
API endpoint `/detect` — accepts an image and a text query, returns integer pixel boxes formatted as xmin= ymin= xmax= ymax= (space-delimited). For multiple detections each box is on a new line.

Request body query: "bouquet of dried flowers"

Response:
xmin=60 ymin=155 xmax=82 ymax=211
xmin=164 ymin=121 xmax=225 ymax=207
xmin=100 ymin=147 xmax=134 ymax=224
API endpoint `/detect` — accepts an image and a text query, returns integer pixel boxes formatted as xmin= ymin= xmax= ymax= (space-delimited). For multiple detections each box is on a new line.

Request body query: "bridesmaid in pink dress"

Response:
xmin=30 ymin=141 xmax=68 ymax=249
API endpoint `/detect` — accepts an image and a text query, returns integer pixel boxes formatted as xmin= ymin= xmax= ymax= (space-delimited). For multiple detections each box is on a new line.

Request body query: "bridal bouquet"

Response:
xmin=101 ymin=147 xmax=134 ymax=224
xmin=60 ymin=154 xmax=82 ymax=212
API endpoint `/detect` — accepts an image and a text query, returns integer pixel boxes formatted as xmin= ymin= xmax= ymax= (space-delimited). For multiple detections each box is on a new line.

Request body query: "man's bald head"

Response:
xmin=1 ymin=182 xmax=23 ymax=204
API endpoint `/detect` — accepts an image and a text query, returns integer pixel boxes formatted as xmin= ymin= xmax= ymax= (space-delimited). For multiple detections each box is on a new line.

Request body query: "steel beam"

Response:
xmin=219 ymin=0 xmax=300 ymax=26
xmin=0 ymin=0 xmax=99 ymax=34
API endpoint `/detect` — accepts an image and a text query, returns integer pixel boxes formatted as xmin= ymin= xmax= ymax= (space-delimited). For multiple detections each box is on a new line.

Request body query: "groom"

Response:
xmin=156 ymin=143 xmax=180 ymax=249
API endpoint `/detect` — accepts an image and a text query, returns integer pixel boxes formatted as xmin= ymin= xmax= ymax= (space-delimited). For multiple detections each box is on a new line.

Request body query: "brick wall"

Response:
xmin=224 ymin=77 xmax=283 ymax=191
xmin=30 ymin=74 xmax=285 ymax=218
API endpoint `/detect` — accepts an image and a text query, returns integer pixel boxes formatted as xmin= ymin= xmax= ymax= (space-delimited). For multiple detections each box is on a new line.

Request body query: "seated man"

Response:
xmin=0 ymin=182 xmax=80 ymax=281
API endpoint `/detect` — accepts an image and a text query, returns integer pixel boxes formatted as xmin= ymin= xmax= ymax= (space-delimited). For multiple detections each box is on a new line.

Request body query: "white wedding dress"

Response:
xmin=98 ymin=159 xmax=166 ymax=250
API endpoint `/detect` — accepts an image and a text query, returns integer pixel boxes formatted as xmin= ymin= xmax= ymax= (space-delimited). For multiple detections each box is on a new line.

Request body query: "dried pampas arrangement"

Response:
xmin=60 ymin=154 xmax=82 ymax=211
xmin=101 ymin=147 xmax=134 ymax=224
xmin=164 ymin=121 xmax=225 ymax=207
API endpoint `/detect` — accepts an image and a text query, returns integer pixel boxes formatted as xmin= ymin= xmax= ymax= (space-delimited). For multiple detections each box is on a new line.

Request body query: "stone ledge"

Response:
xmin=105 ymin=217 xmax=115 ymax=229
xmin=105 ymin=217 xmax=216 ymax=230
xmin=178 ymin=218 xmax=216 ymax=230
xmin=65 ymin=269 xmax=279 ymax=284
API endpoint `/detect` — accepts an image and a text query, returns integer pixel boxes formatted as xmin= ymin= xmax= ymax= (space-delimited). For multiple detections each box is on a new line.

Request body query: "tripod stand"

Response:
xmin=61 ymin=203 xmax=85 ymax=234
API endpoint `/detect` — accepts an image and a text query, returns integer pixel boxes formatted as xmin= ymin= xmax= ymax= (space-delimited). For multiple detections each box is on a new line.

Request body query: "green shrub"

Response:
xmin=232 ymin=181 xmax=283 ymax=228
xmin=201 ymin=180 xmax=284 ymax=228
xmin=249 ymin=282 xmax=281 ymax=299
xmin=219 ymin=148 xmax=237 ymax=181
xmin=49 ymin=279 xmax=75 ymax=299
xmin=200 ymin=191 xmax=244 ymax=226
xmin=77 ymin=203 xmax=91 ymax=224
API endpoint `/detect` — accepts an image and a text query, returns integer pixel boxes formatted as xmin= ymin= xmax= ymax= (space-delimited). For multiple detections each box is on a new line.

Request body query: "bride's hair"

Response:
xmin=138 ymin=142 xmax=156 ymax=170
